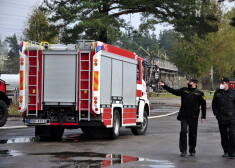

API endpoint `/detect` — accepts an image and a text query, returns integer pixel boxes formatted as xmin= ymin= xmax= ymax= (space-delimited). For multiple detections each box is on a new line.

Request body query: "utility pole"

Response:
xmin=211 ymin=66 xmax=214 ymax=90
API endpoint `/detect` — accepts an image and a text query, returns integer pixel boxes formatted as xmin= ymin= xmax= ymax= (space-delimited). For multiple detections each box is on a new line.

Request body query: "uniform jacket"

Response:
xmin=212 ymin=88 xmax=235 ymax=123
xmin=163 ymin=85 xmax=206 ymax=119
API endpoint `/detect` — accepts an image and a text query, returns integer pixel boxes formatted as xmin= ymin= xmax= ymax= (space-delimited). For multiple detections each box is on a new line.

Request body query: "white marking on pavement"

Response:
xmin=0 ymin=126 xmax=27 ymax=129
xmin=149 ymin=111 xmax=178 ymax=119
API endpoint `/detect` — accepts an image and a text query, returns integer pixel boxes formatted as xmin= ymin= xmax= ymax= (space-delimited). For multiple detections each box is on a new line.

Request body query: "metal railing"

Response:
xmin=152 ymin=59 xmax=178 ymax=72
xmin=6 ymin=88 xmax=19 ymax=104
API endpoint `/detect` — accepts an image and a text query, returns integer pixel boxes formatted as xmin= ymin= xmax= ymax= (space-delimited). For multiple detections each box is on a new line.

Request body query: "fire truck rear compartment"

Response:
xmin=43 ymin=50 xmax=77 ymax=106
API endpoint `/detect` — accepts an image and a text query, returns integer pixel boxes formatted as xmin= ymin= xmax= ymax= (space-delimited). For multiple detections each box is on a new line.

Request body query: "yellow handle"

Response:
xmin=24 ymin=41 xmax=30 ymax=50
xmin=91 ymin=42 xmax=96 ymax=51
xmin=40 ymin=41 xmax=49 ymax=50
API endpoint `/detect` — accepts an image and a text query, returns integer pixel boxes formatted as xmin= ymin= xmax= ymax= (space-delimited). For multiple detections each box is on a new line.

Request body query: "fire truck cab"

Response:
xmin=19 ymin=40 xmax=150 ymax=139
xmin=0 ymin=79 xmax=10 ymax=127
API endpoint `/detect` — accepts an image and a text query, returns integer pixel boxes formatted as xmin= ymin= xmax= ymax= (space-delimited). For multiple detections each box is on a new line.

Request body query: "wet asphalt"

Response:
xmin=0 ymin=97 xmax=234 ymax=168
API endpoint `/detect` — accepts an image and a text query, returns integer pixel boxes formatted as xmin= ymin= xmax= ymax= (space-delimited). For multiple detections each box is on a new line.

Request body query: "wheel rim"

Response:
xmin=140 ymin=114 xmax=147 ymax=131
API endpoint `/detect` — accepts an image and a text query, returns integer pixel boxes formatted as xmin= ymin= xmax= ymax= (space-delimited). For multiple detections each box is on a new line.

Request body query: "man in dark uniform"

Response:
xmin=212 ymin=77 xmax=235 ymax=158
xmin=159 ymin=79 xmax=206 ymax=157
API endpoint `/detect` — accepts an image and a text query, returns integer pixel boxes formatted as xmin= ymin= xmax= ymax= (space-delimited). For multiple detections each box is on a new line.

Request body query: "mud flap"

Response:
xmin=137 ymin=100 xmax=145 ymax=123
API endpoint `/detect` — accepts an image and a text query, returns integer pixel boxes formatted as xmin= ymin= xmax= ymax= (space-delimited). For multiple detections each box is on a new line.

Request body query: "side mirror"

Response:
xmin=155 ymin=72 xmax=159 ymax=80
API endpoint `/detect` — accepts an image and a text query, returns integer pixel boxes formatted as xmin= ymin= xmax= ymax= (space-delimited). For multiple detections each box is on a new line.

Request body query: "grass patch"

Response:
xmin=149 ymin=90 xmax=214 ymax=100
xmin=202 ymin=90 xmax=214 ymax=100
xmin=8 ymin=104 xmax=21 ymax=117
xmin=149 ymin=92 xmax=178 ymax=98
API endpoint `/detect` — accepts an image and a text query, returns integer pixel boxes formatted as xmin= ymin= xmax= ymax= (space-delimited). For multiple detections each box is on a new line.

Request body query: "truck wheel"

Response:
xmin=51 ymin=126 xmax=64 ymax=140
xmin=35 ymin=126 xmax=47 ymax=140
xmin=131 ymin=110 xmax=148 ymax=135
xmin=109 ymin=110 xmax=120 ymax=139
xmin=35 ymin=126 xmax=64 ymax=140
xmin=0 ymin=100 xmax=8 ymax=127
xmin=81 ymin=127 xmax=93 ymax=134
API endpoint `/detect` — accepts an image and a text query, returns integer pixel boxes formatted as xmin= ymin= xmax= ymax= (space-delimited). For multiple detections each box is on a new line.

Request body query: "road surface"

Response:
xmin=0 ymin=97 xmax=234 ymax=168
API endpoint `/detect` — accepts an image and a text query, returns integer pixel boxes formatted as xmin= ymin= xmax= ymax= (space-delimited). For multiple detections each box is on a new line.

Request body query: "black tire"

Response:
xmin=109 ymin=110 xmax=120 ymax=139
xmin=51 ymin=126 xmax=64 ymax=140
xmin=0 ymin=100 xmax=8 ymax=127
xmin=131 ymin=109 xmax=148 ymax=135
xmin=81 ymin=127 xmax=93 ymax=134
xmin=35 ymin=126 xmax=64 ymax=140
xmin=35 ymin=126 xmax=47 ymax=140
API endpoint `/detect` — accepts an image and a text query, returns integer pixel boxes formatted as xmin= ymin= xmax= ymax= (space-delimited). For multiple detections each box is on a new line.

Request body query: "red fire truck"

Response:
xmin=0 ymin=79 xmax=10 ymax=127
xmin=19 ymin=40 xmax=150 ymax=139
xmin=229 ymin=81 xmax=235 ymax=89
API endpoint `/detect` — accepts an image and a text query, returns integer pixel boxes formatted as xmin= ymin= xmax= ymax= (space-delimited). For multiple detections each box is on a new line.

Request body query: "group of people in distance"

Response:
xmin=159 ymin=77 xmax=235 ymax=158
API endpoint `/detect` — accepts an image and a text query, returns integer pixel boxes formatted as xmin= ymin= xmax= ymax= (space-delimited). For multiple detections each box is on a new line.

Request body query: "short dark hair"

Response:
xmin=189 ymin=78 xmax=198 ymax=84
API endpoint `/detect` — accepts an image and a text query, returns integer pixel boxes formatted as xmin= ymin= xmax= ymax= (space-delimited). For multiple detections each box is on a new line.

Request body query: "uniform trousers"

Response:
xmin=180 ymin=118 xmax=198 ymax=153
xmin=218 ymin=121 xmax=235 ymax=155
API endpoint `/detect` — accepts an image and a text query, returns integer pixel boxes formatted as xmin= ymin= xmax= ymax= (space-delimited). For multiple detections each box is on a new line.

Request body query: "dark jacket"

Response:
xmin=212 ymin=88 xmax=235 ymax=123
xmin=162 ymin=85 xmax=206 ymax=119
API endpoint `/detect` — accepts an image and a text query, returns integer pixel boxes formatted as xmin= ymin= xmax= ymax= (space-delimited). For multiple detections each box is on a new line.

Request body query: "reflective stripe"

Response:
xmin=94 ymin=71 xmax=99 ymax=91
xmin=20 ymin=70 xmax=24 ymax=90
xmin=136 ymin=90 xmax=142 ymax=97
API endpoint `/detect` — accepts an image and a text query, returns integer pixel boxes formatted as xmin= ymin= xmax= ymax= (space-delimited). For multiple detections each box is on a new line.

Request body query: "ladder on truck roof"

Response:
xmin=78 ymin=41 xmax=94 ymax=121
xmin=27 ymin=48 xmax=40 ymax=116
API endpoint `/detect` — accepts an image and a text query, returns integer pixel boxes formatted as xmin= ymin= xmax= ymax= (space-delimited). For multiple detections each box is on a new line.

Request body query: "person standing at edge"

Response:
xmin=212 ymin=77 xmax=235 ymax=158
xmin=159 ymin=79 xmax=206 ymax=157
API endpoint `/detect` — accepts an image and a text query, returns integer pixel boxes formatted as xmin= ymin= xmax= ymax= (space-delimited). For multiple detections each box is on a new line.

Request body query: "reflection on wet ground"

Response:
xmin=0 ymin=137 xmax=36 ymax=144
xmin=32 ymin=152 xmax=139 ymax=168
xmin=0 ymin=134 xmax=96 ymax=144
xmin=0 ymin=150 xmax=24 ymax=157
xmin=0 ymin=150 xmax=175 ymax=168
xmin=0 ymin=135 xmax=175 ymax=167
xmin=0 ymin=132 xmax=122 ymax=144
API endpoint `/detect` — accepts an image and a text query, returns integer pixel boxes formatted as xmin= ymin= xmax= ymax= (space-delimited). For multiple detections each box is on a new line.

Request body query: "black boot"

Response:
xmin=181 ymin=152 xmax=187 ymax=157
xmin=190 ymin=152 xmax=195 ymax=156
xmin=222 ymin=153 xmax=229 ymax=157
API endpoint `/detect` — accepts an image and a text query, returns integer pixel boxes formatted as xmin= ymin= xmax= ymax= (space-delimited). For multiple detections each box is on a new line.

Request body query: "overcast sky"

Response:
xmin=0 ymin=0 xmax=43 ymax=40
xmin=0 ymin=0 xmax=234 ymax=41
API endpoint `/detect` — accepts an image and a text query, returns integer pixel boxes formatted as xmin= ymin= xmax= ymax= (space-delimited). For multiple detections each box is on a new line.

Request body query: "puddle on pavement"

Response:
xmin=0 ymin=150 xmax=175 ymax=168
xmin=0 ymin=134 xmax=89 ymax=144
xmin=0 ymin=137 xmax=36 ymax=144
xmin=0 ymin=136 xmax=176 ymax=167
xmin=63 ymin=134 xmax=83 ymax=142
xmin=31 ymin=152 xmax=140 ymax=167
xmin=0 ymin=133 xmax=102 ymax=144
xmin=0 ymin=150 xmax=24 ymax=157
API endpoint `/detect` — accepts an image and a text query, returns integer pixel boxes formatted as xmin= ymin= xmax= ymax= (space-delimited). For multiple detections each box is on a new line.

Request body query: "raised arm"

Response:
xmin=159 ymin=82 xmax=182 ymax=96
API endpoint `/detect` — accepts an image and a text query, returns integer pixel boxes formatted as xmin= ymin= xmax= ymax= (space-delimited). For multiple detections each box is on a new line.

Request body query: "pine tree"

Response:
xmin=5 ymin=34 xmax=19 ymax=74
xmin=43 ymin=0 xmax=221 ymax=43
xmin=23 ymin=6 xmax=58 ymax=43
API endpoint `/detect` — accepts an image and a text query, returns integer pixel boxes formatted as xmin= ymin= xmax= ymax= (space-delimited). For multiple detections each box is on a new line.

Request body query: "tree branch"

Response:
xmin=110 ymin=8 xmax=147 ymax=17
